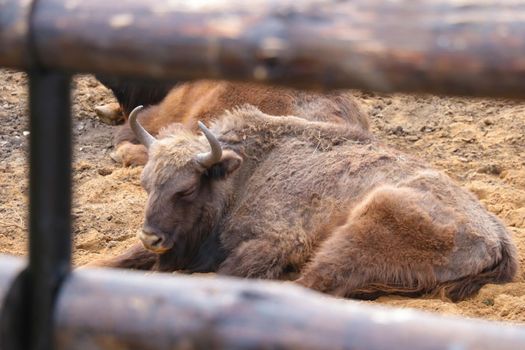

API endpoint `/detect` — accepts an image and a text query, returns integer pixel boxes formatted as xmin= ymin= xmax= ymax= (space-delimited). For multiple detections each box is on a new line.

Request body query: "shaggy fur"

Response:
xmin=111 ymin=80 xmax=369 ymax=166
xmin=94 ymin=106 xmax=518 ymax=301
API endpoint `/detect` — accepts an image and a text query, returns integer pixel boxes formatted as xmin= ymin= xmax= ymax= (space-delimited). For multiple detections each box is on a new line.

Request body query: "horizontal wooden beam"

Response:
xmin=2 ymin=0 xmax=525 ymax=98
xmin=0 ymin=255 xmax=523 ymax=348
xmin=50 ymin=261 xmax=525 ymax=349
xmin=0 ymin=0 xmax=32 ymax=69
xmin=0 ymin=0 xmax=525 ymax=98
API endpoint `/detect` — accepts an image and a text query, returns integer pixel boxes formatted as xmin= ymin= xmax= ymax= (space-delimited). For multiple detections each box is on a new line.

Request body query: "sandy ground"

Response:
xmin=0 ymin=69 xmax=524 ymax=323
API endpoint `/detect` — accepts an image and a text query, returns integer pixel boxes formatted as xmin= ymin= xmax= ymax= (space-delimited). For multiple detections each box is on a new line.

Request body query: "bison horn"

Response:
xmin=129 ymin=105 xmax=156 ymax=149
xmin=196 ymin=121 xmax=222 ymax=167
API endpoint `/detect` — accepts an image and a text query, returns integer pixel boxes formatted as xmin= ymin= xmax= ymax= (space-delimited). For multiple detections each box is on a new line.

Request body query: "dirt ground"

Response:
xmin=0 ymin=68 xmax=524 ymax=323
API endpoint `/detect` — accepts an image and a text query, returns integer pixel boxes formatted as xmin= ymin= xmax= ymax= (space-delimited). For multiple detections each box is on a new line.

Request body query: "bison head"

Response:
xmin=129 ymin=106 xmax=243 ymax=255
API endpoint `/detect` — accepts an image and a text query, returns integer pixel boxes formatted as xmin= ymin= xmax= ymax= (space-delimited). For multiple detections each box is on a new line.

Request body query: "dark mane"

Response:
xmin=96 ymin=75 xmax=174 ymax=116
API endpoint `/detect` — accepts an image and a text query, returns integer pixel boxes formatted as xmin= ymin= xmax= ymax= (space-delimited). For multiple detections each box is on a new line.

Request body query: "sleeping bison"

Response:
xmin=91 ymin=104 xmax=517 ymax=301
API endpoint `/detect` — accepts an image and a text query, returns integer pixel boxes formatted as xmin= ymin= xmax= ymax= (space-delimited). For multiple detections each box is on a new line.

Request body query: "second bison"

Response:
xmin=109 ymin=80 xmax=369 ymax=166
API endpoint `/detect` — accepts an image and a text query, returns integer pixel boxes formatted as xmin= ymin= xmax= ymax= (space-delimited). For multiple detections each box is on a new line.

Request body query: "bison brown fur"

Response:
xmin=110 ymin=80 xmax=369 ymax=166
xmin=92 ymin=105 xmax=517 ymax=302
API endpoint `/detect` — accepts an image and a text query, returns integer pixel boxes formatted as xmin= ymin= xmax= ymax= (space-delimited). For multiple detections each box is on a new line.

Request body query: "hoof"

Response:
xmin=111 ymin=142 xmax=148 ymax=167
xmin=95 ymin=103 xmax=124 ymax=125
xmin=109 ymin=150 xmax=123 ymax=164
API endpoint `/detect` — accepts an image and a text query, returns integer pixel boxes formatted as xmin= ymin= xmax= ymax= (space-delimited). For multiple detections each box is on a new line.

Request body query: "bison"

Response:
xmin=108 ymin=80 xmax=369 ymax=166
xmin=91 ymin=104 xmax=517 ymax=301
xmin=95 ymin=75 xmax=174 ymax=124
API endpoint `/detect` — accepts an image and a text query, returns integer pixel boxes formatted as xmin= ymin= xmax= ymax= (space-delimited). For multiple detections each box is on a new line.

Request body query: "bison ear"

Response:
xmin=218 ymin=150 xmax=243 ymax=176
xmin=207 ymin=150 xmax=243 ymax=179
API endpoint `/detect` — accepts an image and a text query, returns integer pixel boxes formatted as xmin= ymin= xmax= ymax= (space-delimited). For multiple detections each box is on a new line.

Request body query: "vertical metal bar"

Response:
xmin=28 ymin=69 xmax=72 ymax=350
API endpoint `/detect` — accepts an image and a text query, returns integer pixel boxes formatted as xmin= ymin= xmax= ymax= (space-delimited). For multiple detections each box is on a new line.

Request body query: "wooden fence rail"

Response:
xmin=2 ymin=0 xmax=525 ymax=97
xmin=0 ymin=255 xmax=523 ymax=350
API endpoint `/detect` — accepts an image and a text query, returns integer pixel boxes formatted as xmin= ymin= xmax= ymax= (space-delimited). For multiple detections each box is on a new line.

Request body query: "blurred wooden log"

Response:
xmin=0 ymin=255 xmax=25 ymax=314
xmin=52 ymin=266 xmax=525 ymax=350
xmin=0 ymin=255 xmax=523 ymax=349
xmin=2 ymin=0 xmax=525 ymax=98
xmin=0 ymin=255 xmax=28 ymax=350
xmin=0 ymin=0 xmax=32 ymax=69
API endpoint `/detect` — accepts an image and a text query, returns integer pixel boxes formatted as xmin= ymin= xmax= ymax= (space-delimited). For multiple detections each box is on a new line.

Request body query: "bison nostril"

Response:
xmin=151 ymin=236 xmax=163 ymax=247
xmin=139 ymin=227 xmax=172 ymax=252
xmin=139 ymin=229 xmax=165 ymax=247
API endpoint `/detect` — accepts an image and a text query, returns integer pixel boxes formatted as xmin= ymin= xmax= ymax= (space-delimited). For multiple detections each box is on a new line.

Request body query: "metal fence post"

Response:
xmin=28 ymin=69 xmax=72 ymax=350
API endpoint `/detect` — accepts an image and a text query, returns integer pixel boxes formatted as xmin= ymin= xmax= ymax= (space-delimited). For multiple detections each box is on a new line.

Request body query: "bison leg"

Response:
xmin=83 ymin=243 xmax=157 ymax=270
xmin=218 ymin=239 xmax=293 ymax=279
xmin=111 ymin=105 xmax=160 ymax=167
xmin=297 ymin=186 xmax=474 ymax=299
xmin=110 ymin=141 xmax=148 ymax=167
